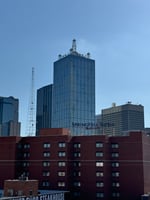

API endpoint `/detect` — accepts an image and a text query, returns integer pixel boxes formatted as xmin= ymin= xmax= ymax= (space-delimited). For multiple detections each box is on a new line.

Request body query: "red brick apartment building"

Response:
xmin=0 ymin=128 xmax=150 ymax=200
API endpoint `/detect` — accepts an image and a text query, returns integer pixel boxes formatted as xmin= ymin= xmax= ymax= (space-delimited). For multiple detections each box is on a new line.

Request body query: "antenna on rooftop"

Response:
xmin=72 ymin=39 xmax=76 ymax=52
xmin=26 ymin=67 xmax=36 ymax=136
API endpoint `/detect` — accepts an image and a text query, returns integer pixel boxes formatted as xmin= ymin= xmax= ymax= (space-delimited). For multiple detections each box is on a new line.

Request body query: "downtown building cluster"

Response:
xmin=0 ymin=40 xmax=149 ymax=200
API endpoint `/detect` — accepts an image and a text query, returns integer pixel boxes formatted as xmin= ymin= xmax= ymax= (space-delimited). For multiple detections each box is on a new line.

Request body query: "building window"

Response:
xmin=112 ymin=162 xmax=119 ymax=167
xmin=43 ymin=171 xmax=50 ymax=176
xmin=23 ymin=152 xmax=30 ymax=158
xmin=73 ymin=143 xmax=81 ymax=148
xmin=112 ymin=153 xmax=119 ymax=157
xmin=43 ymin=143 xmax=51 ymax=148
xmin=112 ymin=172 xmax=119 ymax=177
xmin=96 ymin=182 xmax=104 ymax=187
xmin=18 ymin=190 xmax=23 ymax=196
xmin=24 ymin=144 xmax=30 ymax=149
xmin=58 ymin=142 xmax=66 ymax=148
xmin=96 ymin=171 xmax=104 ymax=177
xmin=112 ymin=192 xmax=120 ymax=197
xmin=43 ymin=152 xmax=50 ymax=157
xmin=112 ymin=182 xmax=120 ymax=187
xmin=96 ymin=152 xmax=103 ymax=157
xmin=43 ymin=161 xmax=50 ymax=167
xmin=111 ymin=143 xmax=119 ymax=148
xmin=42 ymin=181 xmax=50 ymax=187
xmin=74 ymin=152 xmax=81 ymax=157
xmin=58 ymin=161 xmax=66 ymax=167
xmin=73 ymin=161 xmax=81 ymax=167
xmin=58 ymin=151 xmax=66 ymax=157
xmin=96 ymin=161 xmax=104 ymax=167
xmin=23 ymin=162 xmax=29 ymax=167
xmin=96 ymin=142 xmax=103 ymax=148
xmin=58 ymin=171 xmax=66 ymax=176
xmin=22 ymin=171 xmax=29 ymax=177
xmin=73 ymin=181 xmax=81 ymax=187
xmin=73 ymin=171 xmax=81 ymax=177
xmin=96 ymin=192 xmax=104 ymax=198
xmin=58 ymin=182 xmax=65 ymax=187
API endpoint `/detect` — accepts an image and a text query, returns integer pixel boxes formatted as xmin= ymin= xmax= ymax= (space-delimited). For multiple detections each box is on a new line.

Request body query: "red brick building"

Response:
xmin=0 ymin=128 xmax=150 ymax=200
xmin=4 ymin=179 xmax=38 ymax=197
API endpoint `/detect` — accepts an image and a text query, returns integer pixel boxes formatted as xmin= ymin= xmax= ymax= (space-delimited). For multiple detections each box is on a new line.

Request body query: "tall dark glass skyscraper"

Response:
xmin=51 ymin=40 xmax=95 ymax=135
xmin=36 ymin=84 xmax=53 ymax=135
xmin=0 ymin=96 xmax=20 ymax=136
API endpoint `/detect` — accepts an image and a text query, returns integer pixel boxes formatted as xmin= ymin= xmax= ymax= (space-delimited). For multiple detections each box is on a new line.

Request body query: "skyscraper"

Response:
xmin=100 ymin=102 xmax=144 ymax=135
xmin=51 ymin=39 xmax=95 ymax=135
xmin=0 ymin=96 xmax=20 ymax=136
xmin=36 ymin=84 xmax=53 ymax=135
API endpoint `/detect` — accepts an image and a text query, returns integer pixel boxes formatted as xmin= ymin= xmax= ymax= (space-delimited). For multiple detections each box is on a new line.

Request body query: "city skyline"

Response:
xmin=0 ymin=0 xmax=150 ymax=135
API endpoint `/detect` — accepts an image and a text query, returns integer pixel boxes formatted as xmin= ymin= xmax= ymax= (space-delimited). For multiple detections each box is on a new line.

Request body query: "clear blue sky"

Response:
xmin=0 ymin=0 xmax=150 ymax=136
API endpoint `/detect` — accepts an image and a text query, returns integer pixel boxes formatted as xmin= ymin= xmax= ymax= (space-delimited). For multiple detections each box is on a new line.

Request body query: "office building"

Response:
xmin=0 ymin=129 xmax=150 ymax=200
xmin=100 ymin=102 xmax=144 ymax=135
xmin=51 ymin=39 xmax=95 ymax=135
xmin=0 ymin=96 xmax=20 ymax=136
xmin=36 ymin=84 xmax=53 ymax=135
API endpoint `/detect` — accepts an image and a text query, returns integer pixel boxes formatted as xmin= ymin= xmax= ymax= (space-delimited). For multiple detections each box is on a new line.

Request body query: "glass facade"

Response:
xmin=36 ymin=84 xmax=53 ymax=135
xmin=0 ymin=96 xmax=20 ymax=136
xmin=52 ymin=50 xmax=95 ymax=135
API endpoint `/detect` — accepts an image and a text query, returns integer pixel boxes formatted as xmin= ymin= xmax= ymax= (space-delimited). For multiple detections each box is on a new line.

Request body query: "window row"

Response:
xmin=42 ymin=181 xmax=66 ymax=187
xmin=22 ymin=169 xmax=118 ymax=178
xmin=43 ymin=142 xmax=66 ymax=148
xmin=20 ymin=142 xmax=104 ymax=150
xmin=23 ymin=161 xmax=105 ymax=168
xmin=74 ymin=191 xmax=120 ymax=199
xmin=23 ymin=151 xmax=105 ymax=158
xmin=73 ymin=192 xmax=105 ymax=198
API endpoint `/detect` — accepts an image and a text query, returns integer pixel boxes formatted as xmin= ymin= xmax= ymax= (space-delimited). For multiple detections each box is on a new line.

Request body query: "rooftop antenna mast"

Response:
xmin=72 ymin=39 xmax=77 ymax=52
xmin=26 ymin=67 xmax=36 ymax=136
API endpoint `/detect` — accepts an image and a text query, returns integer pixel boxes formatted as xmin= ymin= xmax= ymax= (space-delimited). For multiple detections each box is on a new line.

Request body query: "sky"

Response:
xmin=0 ymin=0 xmax=150 ymax=136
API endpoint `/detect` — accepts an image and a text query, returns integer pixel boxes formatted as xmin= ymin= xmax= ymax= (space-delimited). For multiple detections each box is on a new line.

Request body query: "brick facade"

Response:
xmin=0 ymin=129 xmax=150 ymax=200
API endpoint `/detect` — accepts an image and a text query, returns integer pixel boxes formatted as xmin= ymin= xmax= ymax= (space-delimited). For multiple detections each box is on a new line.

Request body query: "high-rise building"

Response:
xmin=36 ymin=84 xmax=53 ymax=135
xmin=100 ymin=102 xmax=144 ymax=135
xmin=0 ymin=96 xmax=20 ymax=136
xmin=51 ymin=39 xmax=95 ymax=135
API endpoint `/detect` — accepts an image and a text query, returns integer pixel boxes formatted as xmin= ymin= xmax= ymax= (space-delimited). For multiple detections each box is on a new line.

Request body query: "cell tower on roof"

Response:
xmin=26 ymin=67 xmax=36 ymax=136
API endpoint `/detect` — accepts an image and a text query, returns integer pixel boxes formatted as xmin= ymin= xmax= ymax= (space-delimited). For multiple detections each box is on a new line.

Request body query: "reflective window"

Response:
xmin=96 ymin=182 xmax=104 ymax=187
xmin=112 ymin=162 xmax=119 ymax=167
xmin=58 ymin=142 xmax=66 ymax=148
xmin=96 ymin=172 xmax=104 ymax=177
xmin=43 ymin=143 xmax=51 ymax=148
xmin=96 ymin=161 xmax=104 ymax=167
xmin=58 ymin=171 xmax=66 ymax=176
xmin=58 ymin=151 xmax=66 ymax=157
xmin=58 ymin=161 xmax=66 ymax=167
xmin=58 ymin=182 xmax=65 ymax=187
xmin=96 ymin=142 xmax=103 ymax=148
xmin=96 ymin=152 xmax=103 ymax=157
xmin=43 ymin=152 xmax=50 ymax=157
xmin=43 ymin=161 xmax=50 ymax=167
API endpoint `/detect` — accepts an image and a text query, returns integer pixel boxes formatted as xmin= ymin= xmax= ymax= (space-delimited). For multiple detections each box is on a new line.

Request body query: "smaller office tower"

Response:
xmin=0 ymin=96 xmax=20 ymax=136
xmin=36 ymin=84 xmax=53 ymax=135
xmin=101 ymin=102 xmax=144 ymax=136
